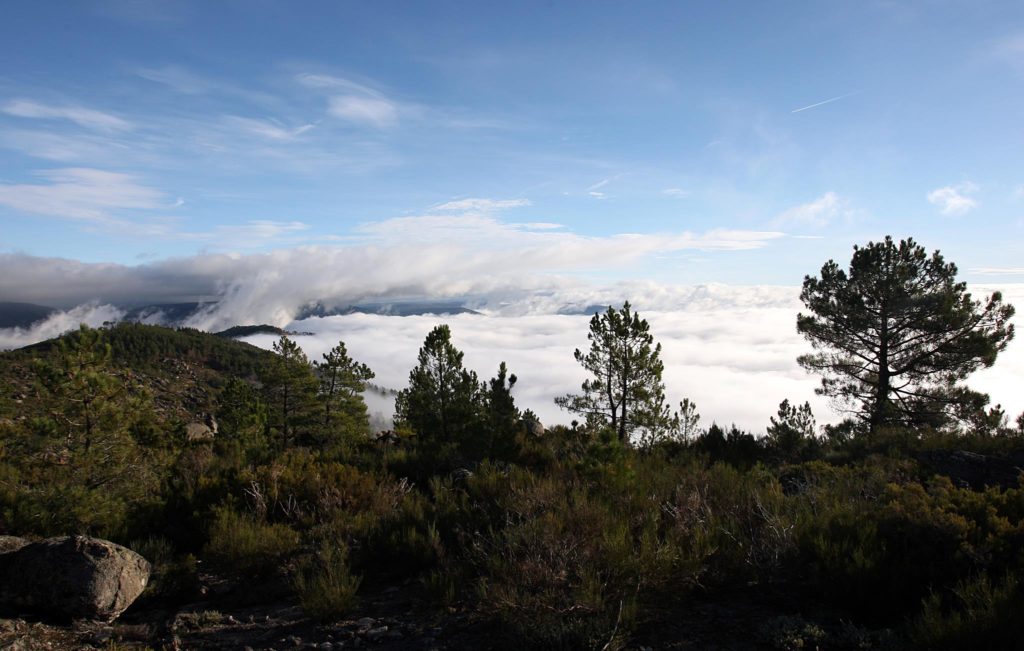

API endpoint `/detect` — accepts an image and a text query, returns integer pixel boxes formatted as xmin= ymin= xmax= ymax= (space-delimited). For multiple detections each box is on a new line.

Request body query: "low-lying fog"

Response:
xmin=2 ymin=284 xmax=1021 ymax=433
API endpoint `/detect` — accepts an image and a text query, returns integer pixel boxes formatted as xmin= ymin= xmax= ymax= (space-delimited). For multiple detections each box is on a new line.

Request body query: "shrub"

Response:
xmin=910 ymin=575 xmax=1024 ymax=650
xmin=294 ymin=542 xmax=361 ymax=620
xmin=204 ymin=507 xmax=299 ymax=574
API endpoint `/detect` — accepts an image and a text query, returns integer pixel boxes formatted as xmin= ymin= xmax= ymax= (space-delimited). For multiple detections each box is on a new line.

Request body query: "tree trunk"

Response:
xmin=871 ymin=302 xmax=890 ymax=435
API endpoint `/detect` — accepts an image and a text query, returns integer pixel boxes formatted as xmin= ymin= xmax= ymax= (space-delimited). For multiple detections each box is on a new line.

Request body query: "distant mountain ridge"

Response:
xmin=296 ymin=300 xmax=481 ymax=319
xmin=0 ymin=300 xmax=484 ymax=344
xmin=0 ymin=302 xmax=58 ymax=329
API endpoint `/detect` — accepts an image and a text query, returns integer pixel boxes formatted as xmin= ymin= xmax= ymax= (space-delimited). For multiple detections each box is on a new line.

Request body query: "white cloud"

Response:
xmin=0 ymin=129 xmax=121 ymax=163
xmin=971 ymin=267 xmax=1024 ymax=276
xmin=512 ymin=222 xmax=563 ymax=231
xmin=0 ymin=303 xmax=124 ymax=350
xmin=2 ymin=99 xmax=133 ymax=132
xmin=0 ymin=169 xmax=307 ymax=246
xmin=0 ymin=168 xmax=169 ymax=224
xmin=136 ymin=65 xmax=279 ymax=107
xmin=773 ymin=191 xmax=846 ymax=227
xmin=237 ymin=298 xmax=828 ymax=432
xmin=0 ymin=217 xmax=786 ymax=332
xmin=663 ymin=188 xmax=690 ymax=198
xmin=327 ymin=96 xmax=399 ymax=128
xmin=5 ymin=265 xmax=1020 ymax=435
xmin=226 ymin=284 xmax=1024 ymax=432
xmin=928 ymin=182 xmax=979 ymax=215
xmin=299 ymin=73 xmax=402 ymax=128
xmin=223 ymin=116 xmax=316 ymax=141
xmin=432 ymin=198 xmax=531 ymax=213
xmin=200 ymin=221 xmax=309 ymax=246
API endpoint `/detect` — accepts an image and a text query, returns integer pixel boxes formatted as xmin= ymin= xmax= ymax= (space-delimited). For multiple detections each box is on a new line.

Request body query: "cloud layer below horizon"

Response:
xmin=231 ymin=285 xmax=1023 ymax=433
xmin=2 ymin=287 xmax=1020 ymax=432
xmin=1 ymin=241 xmax=1019 ymax=433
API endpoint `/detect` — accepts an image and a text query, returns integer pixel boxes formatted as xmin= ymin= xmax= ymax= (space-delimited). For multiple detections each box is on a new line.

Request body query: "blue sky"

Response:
xmin=1 ymin=0 xmax=1023 ymax=299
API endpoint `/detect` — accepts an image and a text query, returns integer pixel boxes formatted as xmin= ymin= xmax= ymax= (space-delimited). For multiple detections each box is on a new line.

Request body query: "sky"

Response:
xmin=0 ymin=1 xmax=1022 ymax=429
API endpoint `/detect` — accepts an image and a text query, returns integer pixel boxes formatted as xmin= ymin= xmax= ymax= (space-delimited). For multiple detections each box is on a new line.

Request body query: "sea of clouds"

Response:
xmin=2 ymin=282 xmax=1020 ymax=434
xmin=233 ymin=283 xmax=1024 ymax=433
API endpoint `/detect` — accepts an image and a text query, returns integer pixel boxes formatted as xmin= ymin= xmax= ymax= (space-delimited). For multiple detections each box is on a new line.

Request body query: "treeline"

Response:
xmin=0 ymin=236 xmax=1021 ymax=650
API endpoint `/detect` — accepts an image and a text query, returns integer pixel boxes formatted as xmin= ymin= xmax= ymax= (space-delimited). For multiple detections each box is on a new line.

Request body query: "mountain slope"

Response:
xmin=1 ymin=323 xmax=278 ymax=424
xmin=0 ymin=302 xmax=57 ymax=329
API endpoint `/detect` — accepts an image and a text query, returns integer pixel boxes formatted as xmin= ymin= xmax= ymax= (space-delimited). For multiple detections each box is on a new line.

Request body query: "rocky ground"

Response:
xmin=0 ymin=575 xmax=893 ymax=651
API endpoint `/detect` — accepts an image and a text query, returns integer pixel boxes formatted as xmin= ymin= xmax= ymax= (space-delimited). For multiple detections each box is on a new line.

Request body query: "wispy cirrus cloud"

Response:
xmin=299 ymin=73 xmax=402 ymax=128
xmin=327 ymin=96 xmax=399 ymax=128
xmin=432 ymin=197 xmax=531 ymax=212
xmin=222 ymin=116 xmax=317 ymax=141
xmin=193 ymin=220 xmax=311 ymax=248
xmin=0 ymin=166 xmax=316 ymax=246
xmin=0 ymin=167 xmax=170 ymax=223
xmin=2 ymin=99 xmax=133 ymax=132
xmin=772 ymin=191 xmax=848 ymax=227
xmin=928 ymin=181 xmax=978 ymax=215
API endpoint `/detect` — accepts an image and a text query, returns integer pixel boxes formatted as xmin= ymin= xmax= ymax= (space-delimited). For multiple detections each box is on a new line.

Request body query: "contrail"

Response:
xmin=791 ymin=91 xmax=860 ymax=113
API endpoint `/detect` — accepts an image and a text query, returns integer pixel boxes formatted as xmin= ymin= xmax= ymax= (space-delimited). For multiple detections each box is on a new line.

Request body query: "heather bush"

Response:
xmin=293 ymin=542 xmax=361 ymax=620
xmin=204 ymin=507 xmax=299 ymax=575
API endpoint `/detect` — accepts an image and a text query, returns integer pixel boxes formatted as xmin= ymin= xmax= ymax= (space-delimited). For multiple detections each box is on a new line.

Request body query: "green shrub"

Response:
xmin=204 ymin=507 xmax=299 ymax=574
xmin=294 ymin=542 xmax=361 ymax=620
xmin=910 ymin=575 xmax=1024 ymax=650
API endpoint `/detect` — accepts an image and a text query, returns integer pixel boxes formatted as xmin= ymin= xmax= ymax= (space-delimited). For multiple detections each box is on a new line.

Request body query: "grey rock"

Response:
xmin=355 ymin=617 xmax=376 ymax=628
xmin=0 ymin=536 xmax=151 ymax=622
xmin=0 ymin=536 xmax=28 ymax=555
xmin=366 ymin=626 xmax=388 ymax=641
xmin=185 ymin=421 xmax=216 ymax=442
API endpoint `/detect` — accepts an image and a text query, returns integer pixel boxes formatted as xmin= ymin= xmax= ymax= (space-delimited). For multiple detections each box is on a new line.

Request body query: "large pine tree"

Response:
xmin=797 ymin=236 xmax=1015 ymax=432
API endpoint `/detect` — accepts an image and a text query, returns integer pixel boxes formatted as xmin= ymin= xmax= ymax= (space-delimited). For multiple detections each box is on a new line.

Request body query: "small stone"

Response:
xmin=89 ymin=630 xmax=113 ymax=644
xmin=366 ymin=626 xmax=388 ymax=641
xmin=384 ymin=629 xmax=403 ymax=640
xmin=319 ymin=643 xmax=335 ymax=650
xmin=355 ymin=617 xmax=375 ymax=629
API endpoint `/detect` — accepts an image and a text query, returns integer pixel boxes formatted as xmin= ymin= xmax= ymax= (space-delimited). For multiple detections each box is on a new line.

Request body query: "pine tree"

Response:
xmin=798 ymin=236 xmax=1015 ymax=433
xmin=26 ymin=324 xmax=157 ymax=534
xmin=395 ymin=325 xmax=481 ymax=444
xmin=556 ymin=302 xmax=671 ymax=445
xmin=260 ymin=335 xmax=319 ymax=446
xmin=315 ymin=340 xmax=375 ymax=445
xmin=766 ymin=399 xmax=815 ymax=455
xmin=480 ymin=361 xmax=521 ymax=459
